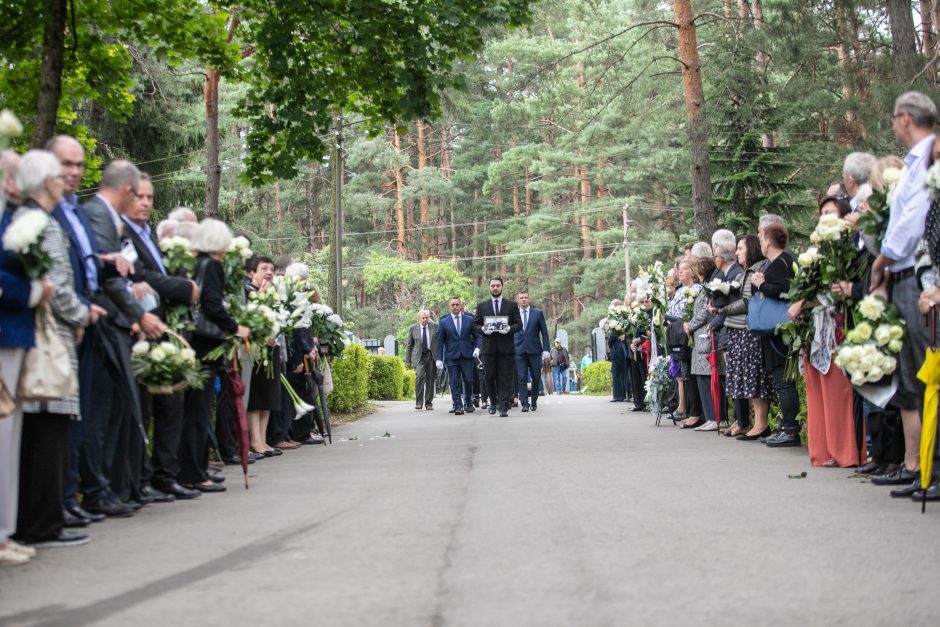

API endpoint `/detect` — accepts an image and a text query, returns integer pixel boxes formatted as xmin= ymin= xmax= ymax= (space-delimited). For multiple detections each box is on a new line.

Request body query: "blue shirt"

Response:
xmin=60 ymin=193 xmax=99 ymax=291
xmin=122 ymin=217 xmax=166 ymax=275
xmin=882 ymin=134 xmax=935 ymax=271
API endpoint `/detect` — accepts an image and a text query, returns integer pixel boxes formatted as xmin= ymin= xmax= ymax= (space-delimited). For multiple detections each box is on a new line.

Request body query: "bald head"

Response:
xmin=46 ymin=135 xmax=85 ymax=195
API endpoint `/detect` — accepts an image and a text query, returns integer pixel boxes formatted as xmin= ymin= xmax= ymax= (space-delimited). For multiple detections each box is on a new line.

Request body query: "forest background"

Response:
xmin=1 ymin=0 xmax=936 ymax=356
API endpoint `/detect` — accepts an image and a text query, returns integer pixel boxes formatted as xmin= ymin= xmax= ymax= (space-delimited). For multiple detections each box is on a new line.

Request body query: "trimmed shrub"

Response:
xmin=402 ymin=368 xmax=416 ymax=399
xmin=368 ymin=355 xmax=406 ymax=400
xmin=328 ymin=343 xmax=372 ymax=412
xmin=582 ymin=361 xmax=612 ymax=395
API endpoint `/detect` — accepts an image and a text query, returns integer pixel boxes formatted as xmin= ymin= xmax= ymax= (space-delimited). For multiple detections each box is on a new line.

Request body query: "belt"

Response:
xmin=889 ymin=267 xmax=915 ymax=283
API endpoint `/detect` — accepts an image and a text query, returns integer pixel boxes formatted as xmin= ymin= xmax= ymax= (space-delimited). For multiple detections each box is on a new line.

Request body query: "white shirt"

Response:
xmin=882 ymin=134 xmax=935 ymax=271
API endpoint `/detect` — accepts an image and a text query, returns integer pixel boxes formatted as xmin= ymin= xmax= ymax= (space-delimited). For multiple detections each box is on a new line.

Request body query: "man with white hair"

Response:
xmin=842 ymin=152 xmax=876 ymax=206
xmin=167 ymin=206 xmax=197 ymax=223
xmin=407 ymin=309 xmax=438 ymax=411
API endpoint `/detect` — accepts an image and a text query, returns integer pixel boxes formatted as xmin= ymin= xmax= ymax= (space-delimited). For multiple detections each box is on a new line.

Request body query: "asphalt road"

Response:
xmin=1 ymin=394 xmax=938 ymax=627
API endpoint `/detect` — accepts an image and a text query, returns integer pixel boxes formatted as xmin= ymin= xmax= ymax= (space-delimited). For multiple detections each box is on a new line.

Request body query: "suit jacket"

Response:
xmin=514 ymin=306 xmax=550 ymax=355
xmin=474 ymin=298 xmax=522 ymax=355
xmin=406 ymin=321 xmax=438 ymax=367
xmin=50 ymin=203 xmax=98 ymax=306
xmin=122 ymin=216 xmax=193 ymax=319
xmin=436 ymin=312 xmax=478 ymax=362
xmin=82 ymin=195 xmax=145 ymax=327
xmin=0 ymin=202 xmax=37 ymax=349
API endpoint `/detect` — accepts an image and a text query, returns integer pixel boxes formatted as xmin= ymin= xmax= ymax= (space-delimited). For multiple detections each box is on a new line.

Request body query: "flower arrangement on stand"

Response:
xmin=833 ymin=295 xmax=904 ymax=386
xmin=644 ymin=356 xmax=672 ymax=413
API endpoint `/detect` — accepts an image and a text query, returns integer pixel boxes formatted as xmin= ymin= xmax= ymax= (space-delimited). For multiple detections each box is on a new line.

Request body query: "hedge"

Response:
xmin=367 ymin=355 xmax=406 ymax=400
xmin=328 ymin=343 xmax=372 ymax=412
xmin=402 ymin=368 xmax=416 ymax=399
xmin=581 ymin=361 xmax=612 ymax=395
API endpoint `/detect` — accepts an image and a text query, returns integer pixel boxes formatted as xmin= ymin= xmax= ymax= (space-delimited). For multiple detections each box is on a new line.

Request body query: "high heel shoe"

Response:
xmin=736 ymin=427 xmax=771 ymax=441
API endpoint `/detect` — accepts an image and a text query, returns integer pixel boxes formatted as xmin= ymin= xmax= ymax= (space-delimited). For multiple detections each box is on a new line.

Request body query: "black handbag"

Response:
xmin=191 ymin=258 xmax=227 ymax=340
xmin=666 ymin=320 xmax=690 ymax=360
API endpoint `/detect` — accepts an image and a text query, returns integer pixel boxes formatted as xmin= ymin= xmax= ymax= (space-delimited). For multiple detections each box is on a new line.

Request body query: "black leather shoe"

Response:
xmin=530 ymin=400 xmax=537 ymax=411
xmin=83 ymin=498 xmax=134 ymax=518
xmin=223 ymin=456 xmax=255 ymax=465
xmin=912 ymin=483 xmax=940 ymax=501
xmin=208 ymin=474 xmax=225 ymax=484
xmin=448 ymin=407 xmax=456 ymax=414
xmin=521 ymin=404 xmax=530 ymax=412
xmin=119 ymin=499 xmax=143 ymax=511
xmin=473 ymin=398 xmax=480 ymax=408
xmin=157 ymin=481 xmax=202 ymax=500
xmin=872 ymin=466 xmax=919 ymax=485
xmin=609 ymin=398 xmax=624 ymax=403
xmin=499 ymin=410 xmax=508 ymax=417
xmin=890 ymin=480 xmax=922 ymax=498
xmin=143 ymin=485 xmax=175 ymax=503
xmin=454 ymin=409 xmax=464 ymax=415
xmin=67 ymin=504 xmax=104 ymax=523
xmin=415 ymin=404 xmax=422 ymax=410
xmin=488 ymin=406 xmax=496 ymax=415
xmin=63 ymin=508 xmax=90 ymax=528
xmin=188 ymin=481 xmax=226 ymax=493
xmin=857 ymin=460 xmax=882 ymax=475
xmin=136 ymin=492 xmax=155 ymax=505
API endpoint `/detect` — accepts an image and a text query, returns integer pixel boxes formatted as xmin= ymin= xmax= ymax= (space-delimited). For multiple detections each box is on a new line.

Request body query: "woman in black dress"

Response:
xmin=244 ymin=256 xmax=283 ymax=458
xmin=181 ymin=219 xmax=249 ymax=492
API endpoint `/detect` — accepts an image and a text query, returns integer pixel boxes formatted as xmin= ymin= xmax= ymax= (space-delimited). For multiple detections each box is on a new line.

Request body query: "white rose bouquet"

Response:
xmin=159 ymin=236 xmax=196 ymax=275
xmin=833 ymin=295 xmax=905 ymax=386
xmin=2 ymin=210 xmax=53 ymax=280
xmin=222 ymin=236 xmax=253 ymax=297
xmin=130 ymin=339 xmax=206 ymax=394
xmin=309 ymin=302 xmax=348 ymax=357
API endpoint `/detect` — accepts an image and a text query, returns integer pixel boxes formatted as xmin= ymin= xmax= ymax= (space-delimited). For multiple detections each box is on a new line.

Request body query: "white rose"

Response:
xmin=180 ymin=348 xmax=196 ymax=362
xmin=132 ymin=341 xmax=151 ymax=356
xmin=850 ymin=371 xmax=867 ymax=386
xmin=150 ymin=347 xmax=167 ymax=361
xmin=857 ymin=296 xmax=886 ymax=321
xmin=866 ymin=366 xmax=884 ymax=383
xmin=2 ymin=211 xmax=49 ymax=253
xmin=327 ymin=314 xmax=343 ymax=325
xmin=0 ymin=109 xmax=23 ymax=137
xmin=874 ymin=325 xmax=892 ymax=347
xmin=882 ymin=356 xmax=897 ymax=374
xmin=159 ymin=342 xmax=179 ymax=355
xmin=882 ymin=167 xmax=903 ymax=186
xmin=888 ymin=339 xmax=902 ymax=353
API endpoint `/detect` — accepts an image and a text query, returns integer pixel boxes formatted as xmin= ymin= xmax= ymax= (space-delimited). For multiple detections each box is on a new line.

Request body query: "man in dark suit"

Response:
xmin=513 ymin=290 xmax=549 ymax=412
xmin=81 ymin=160 xmax=167 ymax=514
xmin=435 ymin=297 xmax=479 ymax=415
xmin=122 ymin=174 xmax=201 ymax=502
xmin=474 ymin=277 xmax=522 ymax=417
xmin=606 ymin=299 xmax=629 ymax=403
xmin=406 ymin=309 xmax=438 ymax=410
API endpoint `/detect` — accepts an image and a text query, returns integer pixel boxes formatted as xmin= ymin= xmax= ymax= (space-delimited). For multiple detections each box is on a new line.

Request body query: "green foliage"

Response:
xmin=327 ymin=343 xmax=371 ymax=412
xmin=402 ymin=368 xmax=416 ymax=399
xmin=367 ymin=355 xmax=406 ymax=401
xmin=581 ymin=361 xmax=612 ymax=396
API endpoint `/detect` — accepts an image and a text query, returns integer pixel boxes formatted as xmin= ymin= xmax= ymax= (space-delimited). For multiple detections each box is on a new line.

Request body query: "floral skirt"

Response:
xmin=726 ymin=327 xmax=774 ymax=400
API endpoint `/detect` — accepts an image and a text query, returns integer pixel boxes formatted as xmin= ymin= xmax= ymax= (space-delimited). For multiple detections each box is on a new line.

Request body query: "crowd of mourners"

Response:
xmin=0 ymin=135 xmax=333 ymax=566
xmin=606 ymin=91 xmax=940 ymax=509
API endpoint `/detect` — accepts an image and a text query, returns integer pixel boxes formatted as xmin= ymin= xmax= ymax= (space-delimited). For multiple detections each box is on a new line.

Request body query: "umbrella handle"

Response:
xmin=932 ymin=305 xmax=937 ymax=348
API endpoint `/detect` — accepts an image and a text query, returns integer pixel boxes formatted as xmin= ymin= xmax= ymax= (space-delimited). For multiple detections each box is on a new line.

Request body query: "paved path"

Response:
xmin=1 ymin=395 xmax=938 ymax=626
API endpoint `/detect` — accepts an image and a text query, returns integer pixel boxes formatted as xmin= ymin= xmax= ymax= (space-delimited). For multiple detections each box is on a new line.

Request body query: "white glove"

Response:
xmin=473 ymin=348 xmax=480 ymax=358
xmin=435 ymin=360 xmax=443 ymax=370
xmin=542 ymin=351 xmax=550 ymax=361
xmin=483 ymin=329 xmax=494 ymax=335
xmin=498 ymin=328 xmax=509 ymax=334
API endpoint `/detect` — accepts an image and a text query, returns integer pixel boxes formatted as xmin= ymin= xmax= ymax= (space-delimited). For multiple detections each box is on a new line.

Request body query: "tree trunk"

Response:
xmin=393 ymin=130 xmax=406 ymax=257
xmin=578 ymin=165 xmax=592 ymax=260
xmin=887 ymin=0 xmax=919 ymax=83
xmin=673 ymin=0 xmax=717 ymax=239
xmin=274 ymin=181 xmax=283 ymax=255
xmin=204 ymin=68 xmax=222 ymax=218
xmin=921 ymin=1 xmax=936 ymax=85
xmin=416 ymin=120 xmax=429 ymax=257
xmin=32 ymin=0 xmax=67 ymax=147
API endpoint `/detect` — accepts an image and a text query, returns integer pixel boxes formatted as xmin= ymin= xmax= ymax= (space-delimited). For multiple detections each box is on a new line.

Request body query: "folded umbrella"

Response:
xmin=917 ymin=308 xmax=940 ymax=513
xmin=706 ymin=331 xmax=722 ymax=433
xmin=224 ymin=344 xmax=251 ymax=489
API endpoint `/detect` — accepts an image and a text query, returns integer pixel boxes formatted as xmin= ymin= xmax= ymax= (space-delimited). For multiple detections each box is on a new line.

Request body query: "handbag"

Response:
xmin=747 ymin=291 xmax=789 ymax=335
xmin=191 ymin=258 xmax=227 ymax=340
xmin=320 ymin=360 xmax=334 ymax=394
xmin=666 ymin=320 xmax=690 ymax=360
xmin=18 ymin=309 xmax=77 ymax=401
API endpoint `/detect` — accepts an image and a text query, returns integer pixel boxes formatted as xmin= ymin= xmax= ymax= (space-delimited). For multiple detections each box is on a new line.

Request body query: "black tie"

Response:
xmin=493 ymin=299 xmax=499 ymax=314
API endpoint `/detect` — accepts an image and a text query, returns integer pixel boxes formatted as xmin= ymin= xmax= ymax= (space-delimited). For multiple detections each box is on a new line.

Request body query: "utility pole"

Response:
xmin=330 ymin=113 xmax=344 ymax=318
xmin=623 ymin=204 xmax=631 ymax=302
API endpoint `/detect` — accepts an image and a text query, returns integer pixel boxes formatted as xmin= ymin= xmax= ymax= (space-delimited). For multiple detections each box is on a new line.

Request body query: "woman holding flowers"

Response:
xmin=244 ymin=256 xmax=284 ymax=458
xmin=674 ymin=258 xmax=704 ymax=428
xmin=181 ymin=219 xmax=249 ymax=492
xmin=790 ymin=196 xmax=864 ymax=467
xmin=685 ymin=256 xmax=720 ymax=430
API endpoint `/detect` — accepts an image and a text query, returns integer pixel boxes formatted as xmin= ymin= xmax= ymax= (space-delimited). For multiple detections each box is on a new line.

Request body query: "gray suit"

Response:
xmin=406 ymin=322 xmax=438 ymax=408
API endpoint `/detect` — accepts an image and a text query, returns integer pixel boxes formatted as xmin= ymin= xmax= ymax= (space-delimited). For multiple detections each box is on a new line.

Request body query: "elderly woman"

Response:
xmin=12 ymin=150 xmax=101 ymax=548
xmin=181 ymin=219 xmax=249 ymax=492
xmin=685 ymin=256 xmax=720 ymax=430
xmin=718 ymin=234 xmax=772 ymax=440
xmin=674 ymin=258 xmax=704 ymax=428
xmin=0 ymin=151 xmax=58 ymax=564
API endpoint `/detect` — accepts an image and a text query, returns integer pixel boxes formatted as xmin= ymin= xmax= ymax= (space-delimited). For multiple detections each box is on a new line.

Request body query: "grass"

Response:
xmin=330 ymin=401 xmax=378 ymax=426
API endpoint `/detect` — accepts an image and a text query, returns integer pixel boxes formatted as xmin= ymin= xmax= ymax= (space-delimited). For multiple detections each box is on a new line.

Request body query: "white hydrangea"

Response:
xmin=327 ymin=313 xmax=343 ymax=325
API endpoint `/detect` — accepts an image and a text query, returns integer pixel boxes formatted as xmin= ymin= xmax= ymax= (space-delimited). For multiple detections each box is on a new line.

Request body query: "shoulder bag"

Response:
xmin=18 ymin=308 xmax=77 ymax=401
xmin=747 ymin=291 xmax=790 ymax=335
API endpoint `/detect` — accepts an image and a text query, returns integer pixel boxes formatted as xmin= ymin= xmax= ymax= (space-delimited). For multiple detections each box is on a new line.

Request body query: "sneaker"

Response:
xmin=765 ymin=431 xmax=801 ymax=448
xmin=0 ymin=544 xmax=31 ymax=566
xmin=31 ymin=530 xmax=90 ymax=548
xmin=718 ymin=421 xmax=731 ymax=429
xmin=6 ymin=539 xmax=37 ymax=558
xmin=760 ymin=429 xmax=781 ymax=444
xmin=694 ymin=420 xmax=718 ymax=432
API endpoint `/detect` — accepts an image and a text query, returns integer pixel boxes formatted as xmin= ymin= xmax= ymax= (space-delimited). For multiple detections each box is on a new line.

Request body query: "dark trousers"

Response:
xmin=771 ymin=364 xmax=800 ymax=434
xmin=629 ymin=356 xmax=648 ymax=408
xmin=483 ymin=352 xmax=515 ymax=411
xmin=140 ymin=389 xmax=184 ymax=487
xmin=215 ymin=373 xmax=237 ymax=460
xmin=64 ymin=418 xmax=82 ymax=509
xmin=289 ymin=371 xmax=319 ymax=441
xmin=15 ymin=412 xmax=69 ymax=543
xmin=516 ymin=353 xmax=542 ymax=405
xmin=111 ymin=411 xmax=143 ymax=503
xmin=414 ymin=352 xmax=435 ymax=407
xmin=733 ymin=397 xmax=751 ymax=430
xmin=180 ymin=377 xmax=214 ymax=485
xmin=447 ymin=358 xmax=473 ymax=409
xmin=610 ymin=356 xmax=628 ymax=401
xmin=267 ymin=375 xmax=295 ymax=445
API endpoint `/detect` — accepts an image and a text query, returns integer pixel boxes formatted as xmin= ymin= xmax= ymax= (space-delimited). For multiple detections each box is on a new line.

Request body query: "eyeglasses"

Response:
xmin=891 ymin=112 xmax=907 ymax=123
xmin=60 ymin=160 xmax=85 ymax=170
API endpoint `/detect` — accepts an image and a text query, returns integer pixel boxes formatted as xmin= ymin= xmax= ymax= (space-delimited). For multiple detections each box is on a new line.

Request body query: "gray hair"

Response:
xmin=895 ymin=91 xmax=937 ymax=129
xmin=285 ymin=262 xmax=309 ymax=279
xmin=156 ymin=219 xmax=179 ymax=241
xmin=100 ymin=159 xmax=141 ymax=192
xmin=168 ymin=206 xmax=198 ymax=223
xmin=417 ymin=308 xmax=431 ymax=318
xmin=842 ymin=152 xmax=876 ymax=185
xmin=190 ymin=218 xmax=232 ymax=254
xmin=1 ymin=150 xmax=19 ymax=194
xmin=175 ymin=221 xmax=198 ymax=241
xmin=15 ymin=149 xmax=61 ymax=198
xmin=711 ymin=229 xmax=736 ymax=259
xmin=690 ymin=242 xmax=712 ymax=258
xmin=758 ymin=213 xmax=785 ymax=232
xmin=609 ymin=299 xmax=622 ymax=307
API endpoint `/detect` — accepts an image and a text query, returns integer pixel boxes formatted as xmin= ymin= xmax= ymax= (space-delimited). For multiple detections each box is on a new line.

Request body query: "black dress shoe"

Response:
xmin=120 ymin=499 xmax=143 ymax=511
xmin=737 ymin=427 xmax=771 ymax=441
xmin=63 ymin=509 xmax=90 ymax=528
xmin=464 ymin=404 xmax=474 ymax=413
xmin=208 ymin=474 xmax=226 ymax=484
xmin=872 ymin=466 xmax=919 ymax=485
xmin=609 ymin=398 xmax=624 ymax=403
xmin=157 ymin=481 xmax=202 ymax=500
xmin=425 ymin=404 xmax=433 ymax=410
xmin=67 ymin=504 xmax=104 ymax=523
xmin=857 ymin=460 xmax=882 ymax=475
xmin=499 ymin=410 xmax=508 ymax=417
xmin=630 ymin=406 xmax=644 ymax=412
xmin=189 ymin=481 xmax=226 ymax=493
xmin=415 ymin=404 xmax=423 ymax=410
xmin=890 ymin=480 xmax=922 ymax=498
xmin=448 ymin=407 xmax=456 ymax=413
xmin=530 ymin=400 xmax=537 ymax=411
xmin=521 ymin=404 xmax=530 ymax=412
xmin=912 ymin=483 xmax=940 ymax=501
xmin=473 ymin=398 xmax=480 ymax=408
xmin=83 ymin=498 xmax=134 ymax=518
xmin=454 ymin=409 xmax=464 ymax=415
xmin=488 ymin=406 xmax=497 ymax=415
xmin=136 ymin=492 xmax=155 ymax=505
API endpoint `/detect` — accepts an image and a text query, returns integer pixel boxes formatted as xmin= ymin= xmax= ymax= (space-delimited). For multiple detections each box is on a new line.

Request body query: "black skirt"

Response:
xmin=247 ymin=348 xmax=282 ymax=411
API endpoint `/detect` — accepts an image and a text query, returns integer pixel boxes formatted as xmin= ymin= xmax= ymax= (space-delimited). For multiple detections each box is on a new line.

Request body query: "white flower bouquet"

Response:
xmin=159 ymin=236 xmax=196 ymax=275
xmin=2 ymin=210 xmax=53 ymax=280
xmin=222 ymin=236 xmax=253 ymax=297
xmin=131 ymin=337 xmax=206 ymax=394
xmin=833 ymin=296 xmax=904 ymax=386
